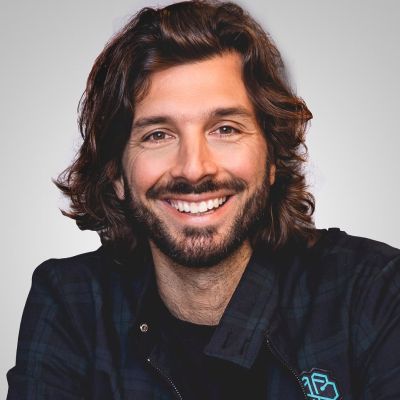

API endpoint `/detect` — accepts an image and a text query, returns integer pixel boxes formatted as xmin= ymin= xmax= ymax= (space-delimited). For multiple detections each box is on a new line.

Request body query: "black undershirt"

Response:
xmin=157 ymin=297 xmax=268 ymax=399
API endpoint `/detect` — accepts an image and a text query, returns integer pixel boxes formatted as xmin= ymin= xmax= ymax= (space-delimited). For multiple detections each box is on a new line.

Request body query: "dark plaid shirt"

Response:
xmin=7 ymin=228 xmax=400 ymax=399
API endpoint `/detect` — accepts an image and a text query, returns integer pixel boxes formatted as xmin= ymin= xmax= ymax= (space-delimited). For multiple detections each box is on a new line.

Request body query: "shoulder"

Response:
xmin=30 ymin=249 xmax=105 ymax=307
xmin=27 ymin=248 xmax=113 ymax=331
xmin=316 ymin=229 xmax=400 ymax=343
xmin=8 ymin=248 xmax=121 ymax=394
xmin=278 ymin=228 xmax=400 ymax=292
xmin=286 ymin=229 xmax=400 ymax=328
xmin=323 ymin=227 xmax=400 ymax=258
xmin=29 ymin=247 xmax=148 ymax=324
xmin=306 ymin=229 xmax=400 ymax=311
xmin=313 ymin=228 xmax=400 ymax=278
xmin=323 ymin=231 xmax=400 ymax=387
xmin=28 ymin=247 xmax=143 ymax=329
xmin=33 ymin=247 xmax=106 ymax=281
xmin=31 ymin=246 xmax=131 ymax=296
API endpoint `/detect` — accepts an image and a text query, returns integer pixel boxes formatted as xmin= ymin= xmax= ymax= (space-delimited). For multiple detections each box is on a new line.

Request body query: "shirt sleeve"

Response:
xmin=7 ymin=260 xmax=91 ymax=399
xmin=352 ymin=253 xmax=400 ymax=399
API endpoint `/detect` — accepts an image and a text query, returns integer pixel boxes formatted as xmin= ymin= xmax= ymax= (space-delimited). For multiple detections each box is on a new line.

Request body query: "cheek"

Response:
xmin=123 ymin=150 xmax=172 ymax=195
xmin=215 ymin=139 xmax=267 ymax=183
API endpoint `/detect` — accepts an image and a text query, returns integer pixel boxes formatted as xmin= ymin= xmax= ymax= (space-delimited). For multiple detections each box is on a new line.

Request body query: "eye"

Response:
xmin=214 ymin=125 xmax=241 ymax=136
xmin=143 ymin=130 xmax=173 ymax=143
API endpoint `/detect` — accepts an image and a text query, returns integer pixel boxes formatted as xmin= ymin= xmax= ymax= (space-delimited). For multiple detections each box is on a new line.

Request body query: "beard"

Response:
xmin=123 ymin=172 xmax=270 ymax=268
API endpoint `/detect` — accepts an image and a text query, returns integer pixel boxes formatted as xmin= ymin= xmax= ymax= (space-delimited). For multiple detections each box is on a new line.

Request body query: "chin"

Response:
xmin=152 ymin=227 xmax=247 ymax=269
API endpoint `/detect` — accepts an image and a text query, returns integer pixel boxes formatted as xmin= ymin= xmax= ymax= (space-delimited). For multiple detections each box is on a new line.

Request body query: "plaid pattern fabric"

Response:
xmin=7 ymin=228 xmax=400 ymax=399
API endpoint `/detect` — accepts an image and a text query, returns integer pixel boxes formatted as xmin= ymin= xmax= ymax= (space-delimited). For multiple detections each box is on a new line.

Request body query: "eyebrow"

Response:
xmin=132 ymin=116 xmax=170 ymax=130
xmin=211 ymin=106 xmax=254 ymax=119
xmin=132 ymin=106 xmax=254 ymax=131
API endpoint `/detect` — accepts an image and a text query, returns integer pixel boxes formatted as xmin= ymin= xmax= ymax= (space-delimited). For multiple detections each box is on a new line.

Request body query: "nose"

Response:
xmin=170 ymin=133 xmax=218 ymax=183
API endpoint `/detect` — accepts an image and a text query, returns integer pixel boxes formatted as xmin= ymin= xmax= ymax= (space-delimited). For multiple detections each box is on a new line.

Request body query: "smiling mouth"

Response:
xmin=167 ymin=196 xmax=228 ymax=215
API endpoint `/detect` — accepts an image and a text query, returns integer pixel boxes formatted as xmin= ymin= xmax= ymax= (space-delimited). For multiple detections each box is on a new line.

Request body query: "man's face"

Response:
xmin=115 ymin=52 xmax=275 ymax=267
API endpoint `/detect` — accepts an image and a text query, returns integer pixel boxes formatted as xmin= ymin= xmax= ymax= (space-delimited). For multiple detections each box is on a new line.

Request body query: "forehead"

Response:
xmin=133 ymin=52 xmax=256 ymax=124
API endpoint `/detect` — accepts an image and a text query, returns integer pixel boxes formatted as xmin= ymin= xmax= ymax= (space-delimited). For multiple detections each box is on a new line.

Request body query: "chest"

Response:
xmin=87 ymin=330 xmax=349 ymax=400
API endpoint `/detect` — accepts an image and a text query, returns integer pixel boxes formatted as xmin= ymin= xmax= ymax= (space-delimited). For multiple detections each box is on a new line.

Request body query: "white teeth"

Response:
xmin=199 ymin=201 xmax=207 ymax=212
xmin=170 ymin=196 xmax=227 ymax=214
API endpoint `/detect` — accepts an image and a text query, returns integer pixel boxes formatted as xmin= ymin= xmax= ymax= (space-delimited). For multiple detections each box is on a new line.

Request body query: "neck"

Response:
xmin=150 ymin=241 xmax=252 ymax=326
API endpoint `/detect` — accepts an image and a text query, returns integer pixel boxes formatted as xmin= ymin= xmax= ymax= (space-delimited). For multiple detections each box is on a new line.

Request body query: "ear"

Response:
xmin=269 ymin=164 xmax=276 ymax=186
xmin=113 ymin=176 xmax=125 ymax=201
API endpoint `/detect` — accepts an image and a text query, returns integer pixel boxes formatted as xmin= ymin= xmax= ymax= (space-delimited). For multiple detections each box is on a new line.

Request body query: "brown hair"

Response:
xmin=56 ymin=0 xmax=315 ymax=255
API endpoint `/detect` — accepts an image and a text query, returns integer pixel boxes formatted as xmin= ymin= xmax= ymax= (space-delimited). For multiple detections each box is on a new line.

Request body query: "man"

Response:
xmin=7 ymin=1 xmax=400 ymax=399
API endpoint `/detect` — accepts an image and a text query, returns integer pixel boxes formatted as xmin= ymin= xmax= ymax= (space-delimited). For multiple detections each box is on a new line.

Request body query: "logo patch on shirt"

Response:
xmin=300 ymin=368 xmax=341 ymax=400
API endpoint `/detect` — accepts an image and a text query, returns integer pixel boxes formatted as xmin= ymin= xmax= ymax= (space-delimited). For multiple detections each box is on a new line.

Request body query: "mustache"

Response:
xmin=147 ymin=177 xmax=247 ymax=199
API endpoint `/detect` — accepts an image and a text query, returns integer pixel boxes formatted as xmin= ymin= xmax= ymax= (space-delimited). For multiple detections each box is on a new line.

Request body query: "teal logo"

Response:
xmin=300 ymin=369 xmax=341 ymax=400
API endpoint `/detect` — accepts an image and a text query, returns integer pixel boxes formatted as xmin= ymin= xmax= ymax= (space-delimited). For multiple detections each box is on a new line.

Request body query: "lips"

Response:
xmin=168 ymin=196 xmax=228 ymax=214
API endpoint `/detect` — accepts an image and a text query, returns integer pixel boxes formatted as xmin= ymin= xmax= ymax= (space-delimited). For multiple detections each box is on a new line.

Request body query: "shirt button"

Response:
xmin=139 ymin=323 xmax=149 ymax=333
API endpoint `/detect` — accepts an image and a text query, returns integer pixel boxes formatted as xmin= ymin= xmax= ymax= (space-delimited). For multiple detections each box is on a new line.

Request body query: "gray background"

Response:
xmin=1 ymin=0 xmax=399 ymax=396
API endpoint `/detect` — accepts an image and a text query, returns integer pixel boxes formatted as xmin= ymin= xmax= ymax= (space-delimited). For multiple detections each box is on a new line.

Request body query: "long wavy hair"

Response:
xmin=56 ymin=0 xmax=316 ymax=256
